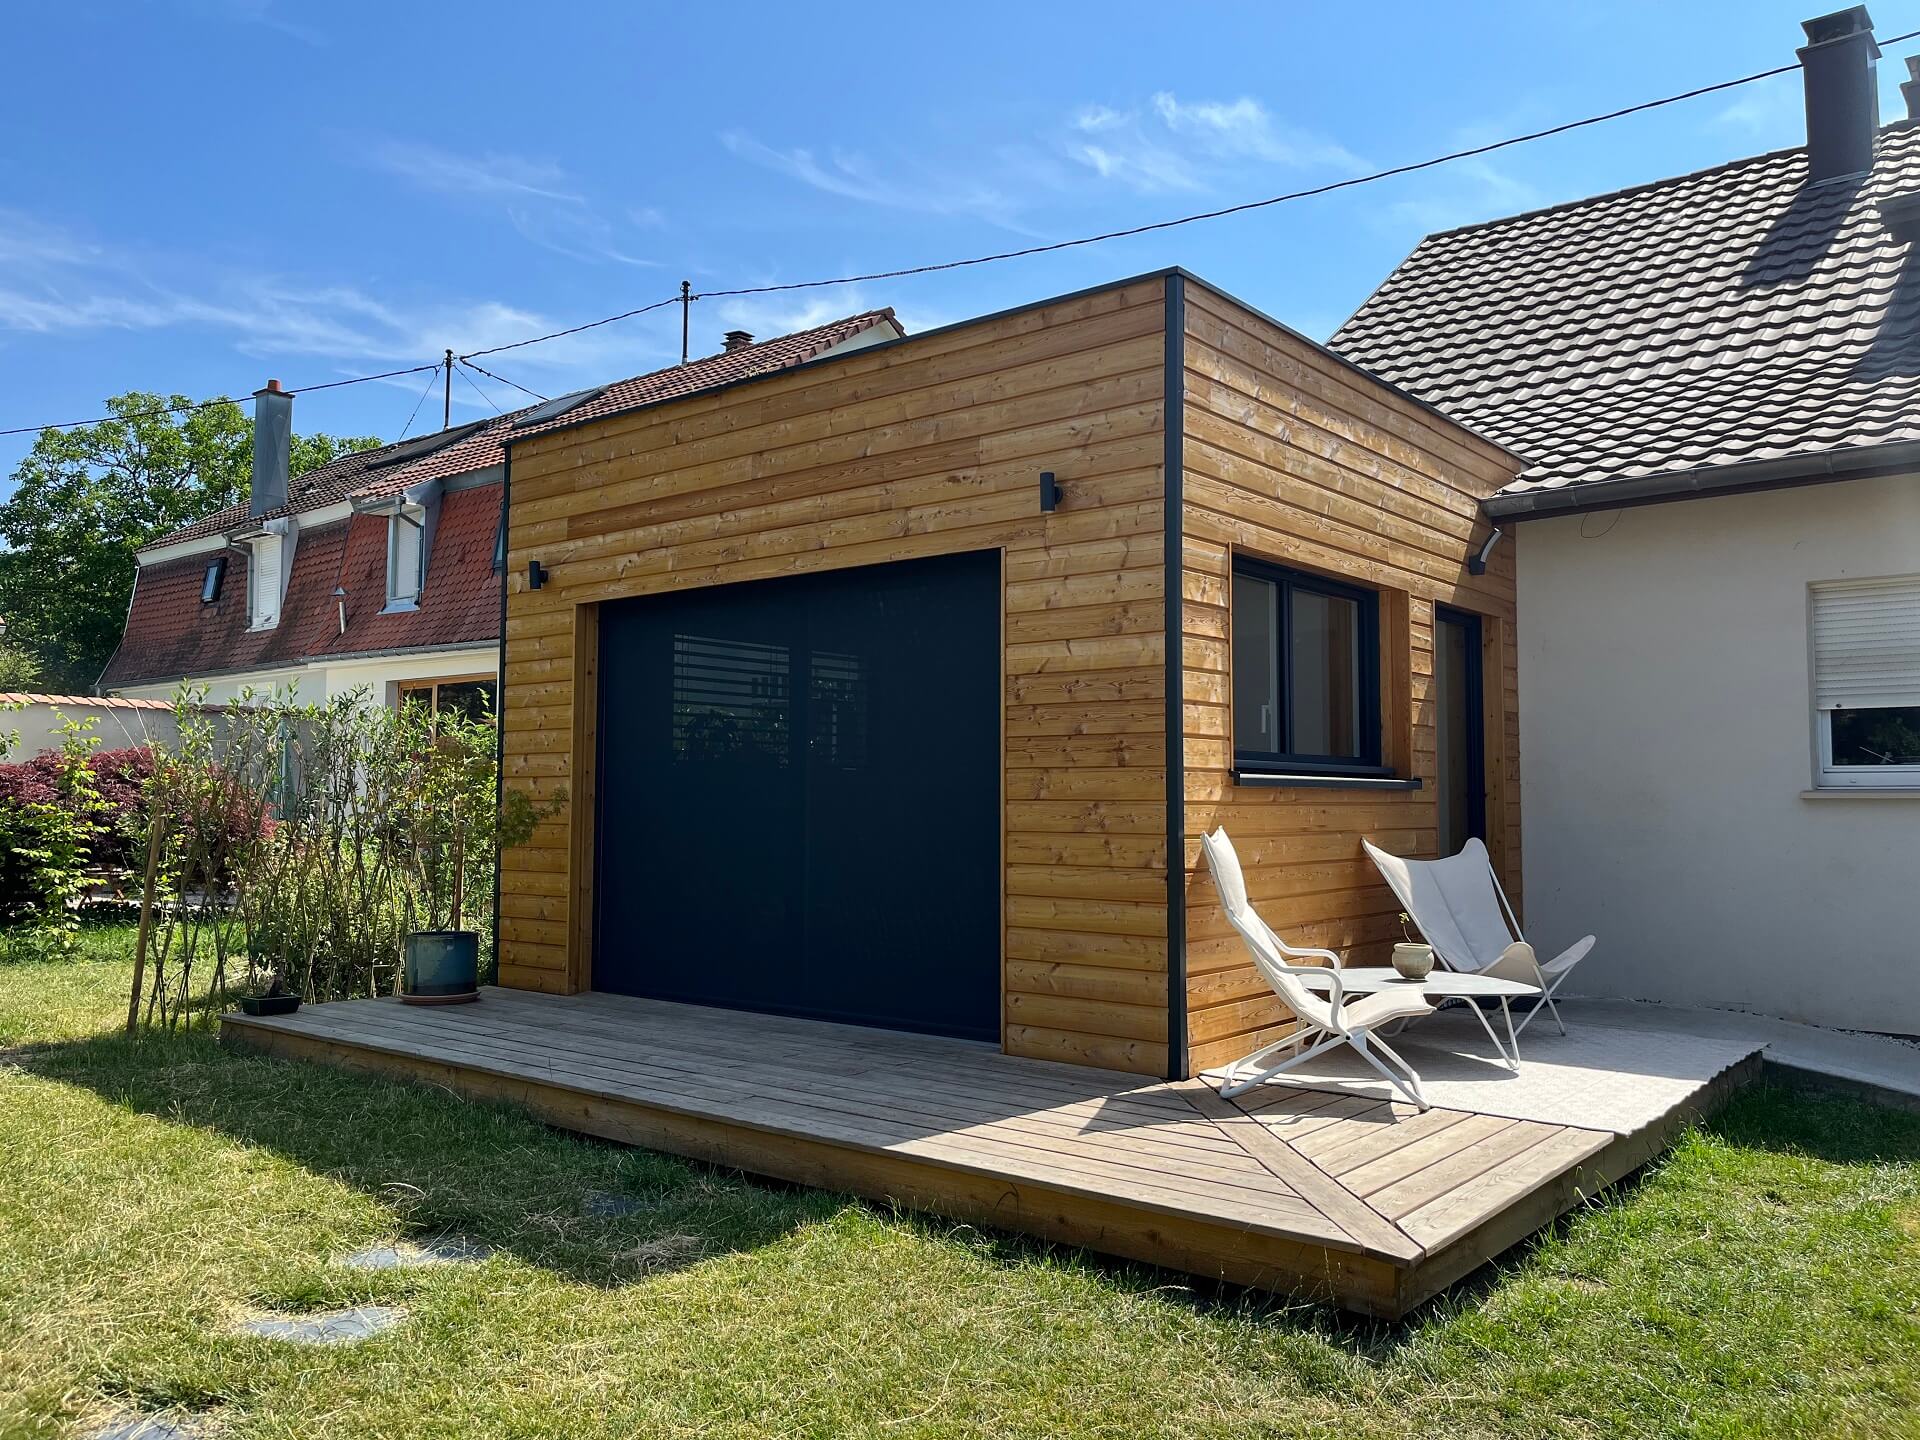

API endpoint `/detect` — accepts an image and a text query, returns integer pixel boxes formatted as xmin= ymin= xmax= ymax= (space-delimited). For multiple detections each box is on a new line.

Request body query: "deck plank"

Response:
xmin=219 ymin=988 xmax=1756 ymax=1318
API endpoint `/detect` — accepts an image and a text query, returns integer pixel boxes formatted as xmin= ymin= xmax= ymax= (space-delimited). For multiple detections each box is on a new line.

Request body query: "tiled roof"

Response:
xmin=149 ymin=310 xmax=902 ymax=540
xmin=108 ymin=310 xmax=900 ymax=689
xmin=100 ymin=523 xmax=350 ymax=690
xmin=0 ymin=693 xmax=182 ymax=711
xmin=1331 ymin=120 xmax=1920 ymax=502
xmin=309 ymin=487 xmax=502 ymax=659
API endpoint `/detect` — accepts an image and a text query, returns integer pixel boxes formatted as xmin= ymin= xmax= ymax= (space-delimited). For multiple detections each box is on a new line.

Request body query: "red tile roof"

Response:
xmin=108 ymin=310 xmax=900 ymax=691
xmin=310 ymin=487 xmax=502 ymax=659
xmin=149 ymin=310 xmax=902 ymax=536
xmin=100 ymin=524 xmax=349 ymax=691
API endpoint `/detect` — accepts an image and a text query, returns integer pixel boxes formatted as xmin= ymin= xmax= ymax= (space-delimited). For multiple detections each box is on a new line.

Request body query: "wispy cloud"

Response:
xmin=370 ymin=140 xmax=582 ymax=204
xmin=0 ymin=209 xmax=655 ymax=395
xmin=367 ymin=140 xmax=662 ymax=268
xmin=189 ymin=0 xmax=326 ymax=46
xmin=1711 ymin=73 xmax=1800 ymax=139
xmin=718 ymin=131 xmax=1037 ymax=232
xmin=1384 ymin=156 xmax=1546 ymax=234
xmin=1067 ymin=91 xmax=1361 ymax=194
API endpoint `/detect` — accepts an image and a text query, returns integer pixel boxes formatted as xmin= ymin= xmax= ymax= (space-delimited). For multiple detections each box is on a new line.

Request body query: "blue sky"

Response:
xmin=2 ymin=0 xmax=1916 ymax=481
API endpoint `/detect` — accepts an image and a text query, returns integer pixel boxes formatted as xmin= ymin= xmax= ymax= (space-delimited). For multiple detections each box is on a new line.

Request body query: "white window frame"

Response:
xmin=384 ymin=510 xmax=424 ymax=612
xmin=1809 ymin=574 xmax=1920 ymax=790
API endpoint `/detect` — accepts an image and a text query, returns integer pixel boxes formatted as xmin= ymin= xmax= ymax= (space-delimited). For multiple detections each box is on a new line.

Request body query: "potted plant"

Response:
xmin=398 ymin=711 xmax=563 ymax=1006
xmin=401 ymin=724 xmax=487 ymax=1006
xmin=1391 ymin=912 xmax=1434 ymax=981
xmin=241 ymin=945 xmax=301 ymax=1015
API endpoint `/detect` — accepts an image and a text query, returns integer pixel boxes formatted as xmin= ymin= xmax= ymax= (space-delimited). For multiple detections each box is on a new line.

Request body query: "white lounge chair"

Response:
xmin=1201 ymin=828 xmax=1433 ymax=1109
xmin=1362 ymin=837 xmax=1594 ymax=1044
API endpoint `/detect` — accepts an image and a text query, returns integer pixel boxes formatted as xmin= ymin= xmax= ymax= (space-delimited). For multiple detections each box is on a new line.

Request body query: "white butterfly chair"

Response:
xmin=1362 ymin=837 xmax=1595 ymax=1043
xmin=1201 ymin=828 xmax=1433 ymax=1109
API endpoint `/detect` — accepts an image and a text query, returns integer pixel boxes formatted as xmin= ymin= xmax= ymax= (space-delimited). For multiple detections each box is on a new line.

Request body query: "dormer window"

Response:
xmin=386 ymin=510 xmax=424 ymax=610
xmin=201 ymin=556 xmax=227 ymax=604
xmin=248 ymin=533 xmax=282 ymax=630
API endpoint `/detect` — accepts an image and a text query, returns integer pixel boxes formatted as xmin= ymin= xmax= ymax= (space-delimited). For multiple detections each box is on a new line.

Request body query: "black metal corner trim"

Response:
xmin=1163 ymin=272 xmax=1188 ymax=1082
xmin=490 ymin=449 xmax=511 ymax=985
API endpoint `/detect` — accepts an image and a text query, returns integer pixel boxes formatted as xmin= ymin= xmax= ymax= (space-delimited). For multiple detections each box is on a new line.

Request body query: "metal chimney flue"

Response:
xmin=1799 ymin=7 xmax=1881 ymax=184
xmin=250 ymin=378 xmax=292 ymax=518
xmin=1903 ymin=54 xmax=1920 ymax=122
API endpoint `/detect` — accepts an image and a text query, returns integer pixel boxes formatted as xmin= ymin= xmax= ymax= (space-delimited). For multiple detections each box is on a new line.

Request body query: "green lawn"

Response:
xmin=3 ymin=953 xmax=1919 ymax=1440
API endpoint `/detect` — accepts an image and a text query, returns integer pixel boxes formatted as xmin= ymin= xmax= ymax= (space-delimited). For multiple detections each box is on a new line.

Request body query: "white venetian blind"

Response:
xmin=1811 ymin=575 xmax=1920 ymax=710
xmin=249 ymin=533 xmax=282 ymax=628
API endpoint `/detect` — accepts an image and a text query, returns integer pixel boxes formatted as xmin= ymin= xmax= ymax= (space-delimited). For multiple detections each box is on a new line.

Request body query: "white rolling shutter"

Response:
xmin=1811 ymin=576 xmax=1920 ymax=711
xmin=249 ymin=533 xmax=282 ymax=628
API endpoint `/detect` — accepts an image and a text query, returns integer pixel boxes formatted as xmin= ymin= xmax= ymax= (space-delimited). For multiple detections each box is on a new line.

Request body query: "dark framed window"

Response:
xmin=1232 ymin=556 xmax=1383 ymax=775
xmin=200 ymin=556 xmax=227 ymax=604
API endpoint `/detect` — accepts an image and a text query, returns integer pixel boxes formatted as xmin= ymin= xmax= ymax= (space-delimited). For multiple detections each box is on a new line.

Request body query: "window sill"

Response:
xmin=380 ymin=600 xmax=420 ymax=615
xmin=1800 ymin=787 xmax=1920 ymax=800
xmin=1233 ymin=770 xmax=1423 ymax=791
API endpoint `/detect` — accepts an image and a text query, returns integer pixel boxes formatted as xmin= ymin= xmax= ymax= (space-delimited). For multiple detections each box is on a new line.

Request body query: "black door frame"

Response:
xmin=1434 ymin=604 xmax=1486 ymax=849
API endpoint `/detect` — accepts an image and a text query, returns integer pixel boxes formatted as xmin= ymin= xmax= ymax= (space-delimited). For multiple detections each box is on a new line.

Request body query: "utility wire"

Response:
xmin=454 ymin=359 xmax=507 ymax=415
xmin=7 ymin=31 xmax=1920 ymax=438
xmin=0 ymin=361 xmax=443 ymax=439
xmin=395 ymin=367 xmax=442 ymax=441
xmin=696 ymin=31 xmax=1920 ymax=299
xmin=457 ymin=294 xmax=682 ymax=361
xmin=460 ymin=359 xmax=547 ymax=403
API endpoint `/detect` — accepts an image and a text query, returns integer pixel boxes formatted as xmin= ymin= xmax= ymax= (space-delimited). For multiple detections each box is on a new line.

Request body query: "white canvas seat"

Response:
xmin=1362 ymin=837 xmax=1595 ymax=1045
xmin=1201 ymin=828 xmax=1433 ymax=1109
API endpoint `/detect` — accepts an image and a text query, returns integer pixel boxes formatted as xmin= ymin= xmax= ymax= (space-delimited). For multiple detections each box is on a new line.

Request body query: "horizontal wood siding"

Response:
xmin=1177 ymin=282 xmax=1523 ymax=1076
xmin=499 ymin=279 xmax=1172 ymax=1075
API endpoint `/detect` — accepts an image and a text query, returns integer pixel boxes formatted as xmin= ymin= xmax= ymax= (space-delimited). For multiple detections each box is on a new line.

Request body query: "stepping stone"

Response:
xmin=338 ymin=1237 xmax=489 ymax=1270
xmin=238 ymin=1305 xmax=406 ymax=1345
xmin=582 ymin=1190 xmax=651 ymax=1218
xmin=91 ymin=1412 xmax=207 ymax=1440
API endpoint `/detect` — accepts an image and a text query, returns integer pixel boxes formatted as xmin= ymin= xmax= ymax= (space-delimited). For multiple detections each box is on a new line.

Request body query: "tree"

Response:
xmin=0 ymin=392 xmax=380 ymax=691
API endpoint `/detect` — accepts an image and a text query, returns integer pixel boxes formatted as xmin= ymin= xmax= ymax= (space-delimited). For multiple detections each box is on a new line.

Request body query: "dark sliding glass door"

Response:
xmin=1434 ymin=606 xmax=1485 ymax=857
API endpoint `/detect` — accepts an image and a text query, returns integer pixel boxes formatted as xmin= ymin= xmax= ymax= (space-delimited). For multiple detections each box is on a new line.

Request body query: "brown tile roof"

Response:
xmin=1331 ymin=120 xmax=1920 ymax=503
xmin=100 ymin=523 xmax=349 ymax=691
xmin=109 ymin=309 xmax=900 ymax=689
xmin=149 ymin=310 xmax=902 ymax=539
xmin=309 ymin=487 xmax=502 ymax=659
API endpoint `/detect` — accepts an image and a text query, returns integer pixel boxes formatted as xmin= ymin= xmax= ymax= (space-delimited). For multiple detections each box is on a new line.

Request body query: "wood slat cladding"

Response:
xmin=495 ymin=268 xmax=1521 ymax=1083
xmin=1175 ymin=282 xmax=1522 ymax=1076
xmin=500 ymin=278 xmax=1174 ymax=1073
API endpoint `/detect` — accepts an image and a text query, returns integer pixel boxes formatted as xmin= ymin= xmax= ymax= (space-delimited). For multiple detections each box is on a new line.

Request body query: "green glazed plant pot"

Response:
xmin=402 ymin=930 xmax=481 ymax=1005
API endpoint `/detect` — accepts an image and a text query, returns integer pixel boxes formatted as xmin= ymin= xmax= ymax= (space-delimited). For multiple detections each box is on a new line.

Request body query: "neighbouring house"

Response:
xmin=1332 ymin=7 xmax=1920 ymax=1034
xmin=97 ymin=312 xmax=906 ymax=714
xmin=493 ymin=270 xmax=1521 ymax=1079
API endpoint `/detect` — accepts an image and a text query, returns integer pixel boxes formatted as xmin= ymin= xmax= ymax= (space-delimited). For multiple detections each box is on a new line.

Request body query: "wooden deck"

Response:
xmin=221 ymin=989 xmax=1759 ymax=1317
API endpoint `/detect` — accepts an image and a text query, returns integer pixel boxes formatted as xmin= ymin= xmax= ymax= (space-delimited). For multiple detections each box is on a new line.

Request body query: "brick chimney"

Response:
xmin=722 ymin=330 xmax=754 ymax=353
xmin=250 ymin=379 xmax=292 ymax=518
xmin=1799 ymin=7 xmax=1880 ymax=183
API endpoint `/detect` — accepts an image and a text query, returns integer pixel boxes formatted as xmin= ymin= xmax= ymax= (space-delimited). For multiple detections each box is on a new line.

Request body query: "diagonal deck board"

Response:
xmin=220 ymin=988 xmax=1760 ymax=1318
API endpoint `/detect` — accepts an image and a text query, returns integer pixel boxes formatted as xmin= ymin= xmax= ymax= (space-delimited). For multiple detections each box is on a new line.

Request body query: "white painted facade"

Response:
xmin=1515 ymin=470 xmax=1920 ymax=1035
xmin=112 ymin=644 xmax=497 ymax=710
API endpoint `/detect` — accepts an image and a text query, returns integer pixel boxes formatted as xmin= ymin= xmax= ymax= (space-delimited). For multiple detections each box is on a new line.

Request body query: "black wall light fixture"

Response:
xmin=1039 ymin=470 xmax=1060 ymax=513
xmin=1466 ymin=527 xmax=1503 ymax=576
xmin=528 ymin=559 xmax=548 ymax=590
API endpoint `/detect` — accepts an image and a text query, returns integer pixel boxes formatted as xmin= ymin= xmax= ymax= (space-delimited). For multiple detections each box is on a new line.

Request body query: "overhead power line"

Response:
xmin=460 ymin=359 xmax=547 ymax=403
xmin=6 ymin=29 xmax=1918 ymax=441
xmin=0 ymin=361 xmax=443 ymax=439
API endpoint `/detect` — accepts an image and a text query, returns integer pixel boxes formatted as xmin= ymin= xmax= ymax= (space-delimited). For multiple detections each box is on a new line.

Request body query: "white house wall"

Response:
xmin=1516 ymin=470 xmax=1920 ymax=1034
xmin=109 ymin=646 xmax=496 ymax=710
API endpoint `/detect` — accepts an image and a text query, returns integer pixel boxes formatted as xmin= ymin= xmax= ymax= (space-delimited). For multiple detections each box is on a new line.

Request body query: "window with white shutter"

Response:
xmin=386 ymin=512 xmax=423 ymax=609
xmin=1811 ymin=575 xmax=1920 ymax=788
xmin=248 ymin=533 xmax=282 ymax=630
